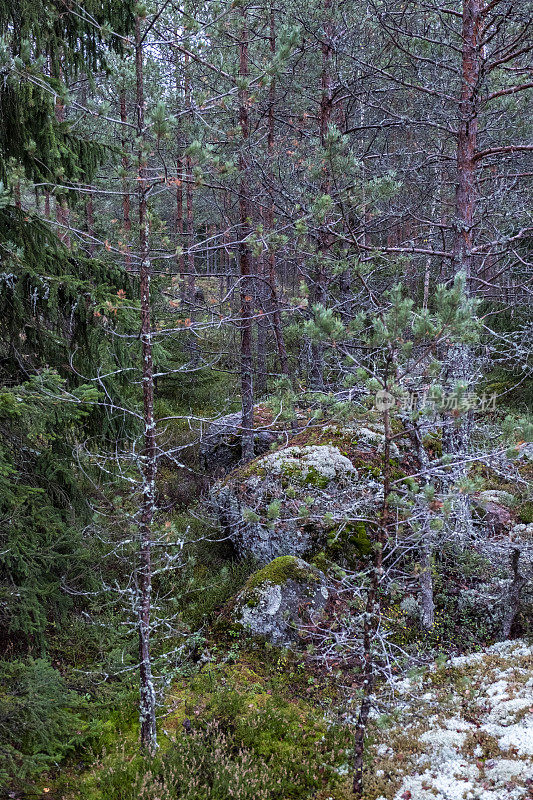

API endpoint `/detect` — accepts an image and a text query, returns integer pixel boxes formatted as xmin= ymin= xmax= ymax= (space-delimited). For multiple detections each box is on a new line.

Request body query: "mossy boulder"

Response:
xmin=210 ymin=443 xmax=382 ymax=564
xmin=264 ymin=444 xmax=357 ymax=488
xmin=232 ymin=556 xmax=329 ymax=646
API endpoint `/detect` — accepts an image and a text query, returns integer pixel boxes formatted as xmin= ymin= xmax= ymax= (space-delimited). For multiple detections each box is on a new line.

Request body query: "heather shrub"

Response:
xmin=75 ymin=721 xmax=344 ymax=800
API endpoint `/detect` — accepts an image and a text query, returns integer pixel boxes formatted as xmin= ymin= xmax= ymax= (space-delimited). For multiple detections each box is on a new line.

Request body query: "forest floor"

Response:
xmin=367 ymin=639 xmax=533 ymax=800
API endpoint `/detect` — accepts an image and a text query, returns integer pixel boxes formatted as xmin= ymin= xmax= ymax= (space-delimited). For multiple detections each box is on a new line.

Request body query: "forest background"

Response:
xmin=0 ymin=0 xmax=531 ymax=797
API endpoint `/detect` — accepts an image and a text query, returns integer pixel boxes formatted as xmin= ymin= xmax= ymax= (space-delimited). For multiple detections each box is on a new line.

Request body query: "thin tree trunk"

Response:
xmin=255 ymin=233 xmax=269 ymax=396
xmin=186 ymin=151 xmax=195 ymax=306
xmin=54 ymin=77 xmax=71 ymax=249
xmin=352 ymin=360 xmax=392 ymax=798
xmin=454 ymin=0 xmax=480 ymax=284
xmin=86 ymin=191 xmax=96 ymax=256
xmin=500 ymin=548 xmax=526 ymax=641
xmin=442 ymin=0 xmax=482 ymax=538
xmin=238 ymin=7 xmax=255 ymax=462
xmin=422 ymin=184 xmax=439 ymax=310
xmin=405 ymin=419 xmax=435 ymax=629
xmin=266 ymin=6 xmax=290 ymax=379
xmin=135 ymin=14 xmax=157 ymax=754
xmin=120 ymin=91 xmax=132 ymax=269
xmin=176 ymin=154 xmax=185 ymax=297
xmin=310 ymin=0 xmax=333 ymax=390
xmin=185 ymin=52 xmax=196 ymax=310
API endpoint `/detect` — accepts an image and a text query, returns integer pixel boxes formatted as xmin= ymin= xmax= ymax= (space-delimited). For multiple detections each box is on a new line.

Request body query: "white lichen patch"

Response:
xmin=357 ymin=427 xmax=400 ymax=458
xmin=242 ymin=583 xmax=282 ymax=620
xmin=419 ymin=724 xmax=471 ymax=764
xmin=264 ymin=445 xmax=358 ymax=485
xmin=369 ymin=640 xmax=533 ymax=800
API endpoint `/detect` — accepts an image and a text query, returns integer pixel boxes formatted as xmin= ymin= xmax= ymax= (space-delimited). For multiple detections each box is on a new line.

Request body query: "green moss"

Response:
xmin=229 ymin=458 xmax=267 ymax=483
xmin=352 ymin=457 xmax=382 ymax=479
xmin=517 ymin=500 xmax=533 ymax=524
xmin=423 ymin=430 xmax=443 ymax=458
xmin=324 ymin=521 xmax=373 ymax=567
xmin=279 ymin=462 xmax=330 ymax=488
xmin=245 ymin=556 xmax=319 ymax=593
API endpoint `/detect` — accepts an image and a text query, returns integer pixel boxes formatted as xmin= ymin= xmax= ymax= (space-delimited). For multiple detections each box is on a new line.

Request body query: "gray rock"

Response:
xmin=199 ymin=411 xmax=280 ymax=475
xmin=233 ymin=556 xmax=329 ymax=645
xmin=477 ymin=490 xmax=516 ymax=508
xmin=473 ymin=495 xmax=513 ymax=532
xmin=210 ymin=443 xmax=378 ymax=565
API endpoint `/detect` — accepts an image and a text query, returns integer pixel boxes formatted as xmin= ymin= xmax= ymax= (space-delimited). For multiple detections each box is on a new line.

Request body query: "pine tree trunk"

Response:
xmin=186 ymin=153 xmax=196 ymax=307
xmin=310 ymin=0 xmax=333 ymax=390
xmin=405 ymin=419 xmax=435 ymax=629
xmin=176 ymin=154 xmax=185 ymax=298
xmin=265 ymin=7 xmax=290 ymax=379
xmin=135 ymin=14 xmax=157 ymax=754
xmin=442 ymin=0 xmax=482 ymax=540
xmin=86 ymin=191 xmax=96 ymax=256
xmin=500 ymin=548 xmax=526 ymax=640
xmin=238 ymin=7 xmax=255 ymax=462
xmin=454 ymin=0 xmax=480 ymax=284
xmin=120 ymin=91 xmax=132 ymax=270
xmin=352 ymin=362 xmax=391 ymax=798
xmin=255 ymin=242 xmax=269 ymax=396
xmin=185 ymin=53 xmax=196 ymax=311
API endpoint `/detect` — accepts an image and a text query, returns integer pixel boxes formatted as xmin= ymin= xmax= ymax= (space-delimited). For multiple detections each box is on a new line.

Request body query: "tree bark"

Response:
xmin=184 ymin=52 xmax=196 ymax=312
xmin=135 ymin=14 xmax=157 ymax=754
xmin=454 ymin=0 xmax=481 ymax=284
xmin=352 ymin=361 xmax=391 ymax=798
xmin=266 ymin=7 xmax=290 ymax=379
xmin=238 ymin=7 xmax=255 ymax=462
xmin=310 ymin=0 xmax=334 ymax=390
xmin=120 ymin=91 xmax=132 ymax=270
xmin=405 ymin=419 xmax=435 ymax=629
xmin=500 ymin=548 xmax=526 ymax=641
xmin=442 ymin=0 xmax=482 ymax=534
xmin=255 ymin=231 xmax=269 ymax=396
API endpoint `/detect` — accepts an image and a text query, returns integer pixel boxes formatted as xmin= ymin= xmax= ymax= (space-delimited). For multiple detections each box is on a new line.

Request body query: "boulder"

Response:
xmin=199 ymin=411 xmax=281 ymax=475
xmin=477 ymin=490 xmax=516 ymax=508
xmin=210 ymin=443 xmax=380 ymax=565
xmin=355 ymin=426 xmax=400 ymax=458
xmin=232 ymin=556 xmax=329 ymax=645
xmin=473 ymin=493 xmax=513 ymax=533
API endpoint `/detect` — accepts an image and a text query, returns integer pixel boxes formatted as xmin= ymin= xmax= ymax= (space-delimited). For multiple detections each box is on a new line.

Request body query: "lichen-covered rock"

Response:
xmin=210 ymin=443 xmax=380 ymax=565
xmin=264 ymin=444 xmax=357 ymax=487
xmin=232 ymin=556 xmax=329 ymax=645
xmin=356 ymin=427 xmax=400 ymax=459
xmin=478 ymin=490 xmax=516 ymax=508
